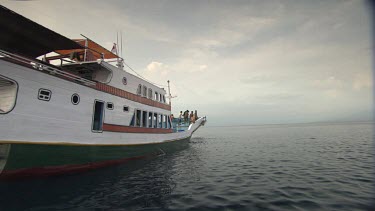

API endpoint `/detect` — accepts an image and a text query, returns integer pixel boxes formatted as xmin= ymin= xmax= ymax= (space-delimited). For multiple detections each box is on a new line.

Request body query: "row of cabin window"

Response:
xmin=37 ymin=89 xmax=131 ymax=113
xmin=107 ymin=102 xmax=130 ymax=112
xmin=130 ymin=109 xmax=172 ymax=129
xmin=137 ymin=84 xmax=166 ymax=103
xmin=38 ymin=89 xmax=81 ymax=105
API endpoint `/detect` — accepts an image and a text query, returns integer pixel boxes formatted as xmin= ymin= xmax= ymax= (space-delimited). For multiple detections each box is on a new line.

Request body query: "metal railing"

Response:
xmin=172 ymin=119 xmax=192 ymax=132
xmin=171 ymin=116 xmax=207 ymax=132
xmin=0 ymin=50 xmax=96 ymax=86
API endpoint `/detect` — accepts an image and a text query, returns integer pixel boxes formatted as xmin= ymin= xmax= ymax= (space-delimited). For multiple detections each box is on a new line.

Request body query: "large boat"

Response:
xmin=0 ymin=5 xmax=206 ymax=179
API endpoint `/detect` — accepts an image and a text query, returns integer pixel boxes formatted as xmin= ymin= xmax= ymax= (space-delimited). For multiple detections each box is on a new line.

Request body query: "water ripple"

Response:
xmin=0 ymin=123 xmax=374 ymax=210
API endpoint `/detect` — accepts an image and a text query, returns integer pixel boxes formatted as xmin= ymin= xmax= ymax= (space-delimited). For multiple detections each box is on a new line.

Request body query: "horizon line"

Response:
xmin=203 ymin=120 xmax=375 ymax=128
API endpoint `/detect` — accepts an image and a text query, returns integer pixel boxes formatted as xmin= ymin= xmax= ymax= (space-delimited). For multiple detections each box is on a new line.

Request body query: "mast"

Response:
xmin=120 ymin=31 xmax=123 ymax=58
xmin=116 ymin=32 xmax=119 ymax=66
xmin=167 ymin=80 xmax=177 ymax=105
xmin=116 ymin=31 xmax=124 ymax=70
xmin=167 ymin=80 xmax=171 ymax=105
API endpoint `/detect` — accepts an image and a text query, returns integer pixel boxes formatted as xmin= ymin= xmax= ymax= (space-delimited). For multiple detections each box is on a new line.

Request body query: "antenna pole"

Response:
xmin=167 ymin=80 xmax=171 ymax=105
xmin=115 ymin=32 xmax=124 ymax=69
xmin=116 ymin=32 xmax=119 ymax=55
xmin=120 ymin=31 xmax=123 ymax=58
xmin=116 ymin=32 xmax=119 ymax=58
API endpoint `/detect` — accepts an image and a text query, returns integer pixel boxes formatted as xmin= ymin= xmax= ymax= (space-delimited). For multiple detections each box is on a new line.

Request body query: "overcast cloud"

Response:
xmin=2 ymin=0 xmax=373 ymax=126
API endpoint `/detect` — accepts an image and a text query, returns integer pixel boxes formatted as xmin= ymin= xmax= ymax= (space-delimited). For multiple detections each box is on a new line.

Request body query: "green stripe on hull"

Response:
xmin=3 ymin=137 xmax=190 ymax=171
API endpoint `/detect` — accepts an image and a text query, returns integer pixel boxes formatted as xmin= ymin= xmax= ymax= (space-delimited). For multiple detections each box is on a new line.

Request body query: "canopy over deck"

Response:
xmin=0 ymin=5 xmax=84 ymax=58
xmin=55 ymin=39 xmax=119 ymax=61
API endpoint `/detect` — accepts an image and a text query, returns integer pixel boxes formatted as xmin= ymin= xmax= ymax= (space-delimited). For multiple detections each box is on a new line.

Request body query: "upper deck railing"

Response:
xmin=0 ymin=50 xmax=96 ymax=86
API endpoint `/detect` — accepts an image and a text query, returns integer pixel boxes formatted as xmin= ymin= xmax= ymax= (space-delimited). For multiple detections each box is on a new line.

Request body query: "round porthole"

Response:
xmin=122 ymin=77 xmax=127 ymax=85
xmin=71 ymin=93 xmax=80 ymax=105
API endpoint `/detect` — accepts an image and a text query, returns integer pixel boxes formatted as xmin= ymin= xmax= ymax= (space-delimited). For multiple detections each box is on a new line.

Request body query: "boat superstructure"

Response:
xmin=0 ymin=5 xmax=206 ymax=178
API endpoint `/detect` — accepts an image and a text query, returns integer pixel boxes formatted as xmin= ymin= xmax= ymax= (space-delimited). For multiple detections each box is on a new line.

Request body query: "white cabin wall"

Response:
xmin=0 ymin=60 xmax=174 ymax=145
xmin=102 ymin=62 xmax=167 ymax=101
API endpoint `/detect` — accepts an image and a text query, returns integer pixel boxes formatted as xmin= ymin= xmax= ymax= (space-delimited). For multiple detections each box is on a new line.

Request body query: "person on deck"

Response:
xmin=179 ymin=111 xmax=183 ymax=124
xmin=190 ymin=111 xmax=195 ymax=124
xmin=182 ymin=111 xmax=186 ymax=122
xmin=184 ymin=110 xmax=189 ymax=124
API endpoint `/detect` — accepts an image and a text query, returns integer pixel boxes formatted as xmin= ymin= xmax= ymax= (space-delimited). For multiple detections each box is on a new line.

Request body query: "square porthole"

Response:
xmin=137 ymin=84 xmax=142 ymax=95
xmin=155 ymin=92 xmax=159 ymax=101
xmin=38 ymin=89 xmax=52 ymax=101
xmin=142 ymin=85 xmax=147 ymax=97
xmin=148 ymin=88 xmax=153 ymax=99
xmin=123 ymin=106 xmax=129 ymax=112
xmin=106 ymin=102 xmax=114 ymax=110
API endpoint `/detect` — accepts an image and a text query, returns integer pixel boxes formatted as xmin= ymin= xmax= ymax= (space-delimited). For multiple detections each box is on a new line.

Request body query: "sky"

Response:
xmin=1 ymin=0 xmax=373 ymax=126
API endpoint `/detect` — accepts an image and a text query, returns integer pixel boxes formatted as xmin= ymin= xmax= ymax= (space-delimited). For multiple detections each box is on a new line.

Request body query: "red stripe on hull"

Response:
xmin=95 ymin=83 xmax=171 ymax=111
xmin=0 ymin=154 xmax=154 ymax=180
xmin=103 ymin=123 xmax=173 ymax=133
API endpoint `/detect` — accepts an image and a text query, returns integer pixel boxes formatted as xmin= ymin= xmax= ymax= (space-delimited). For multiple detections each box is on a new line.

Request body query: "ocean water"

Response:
xmin=0 ymin=122 xmax=374 ymax=210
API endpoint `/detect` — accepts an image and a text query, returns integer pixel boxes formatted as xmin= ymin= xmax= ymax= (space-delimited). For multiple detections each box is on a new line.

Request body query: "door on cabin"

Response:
xmin=92 ymin=100 xmax=105 ymax=132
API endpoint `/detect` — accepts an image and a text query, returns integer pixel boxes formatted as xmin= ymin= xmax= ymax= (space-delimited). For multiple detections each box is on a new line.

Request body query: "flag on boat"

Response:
xmin=111 ymin=43 xmax=117 ymax=55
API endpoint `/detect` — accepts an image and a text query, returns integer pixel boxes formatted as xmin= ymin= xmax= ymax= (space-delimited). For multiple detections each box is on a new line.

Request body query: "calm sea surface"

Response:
xmin=0 ymin=122 xmax=374 ymax=210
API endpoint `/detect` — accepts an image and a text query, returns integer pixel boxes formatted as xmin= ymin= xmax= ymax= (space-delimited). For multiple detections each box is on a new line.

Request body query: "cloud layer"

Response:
xmin=2 ymin=0 xmax=372 ymax=125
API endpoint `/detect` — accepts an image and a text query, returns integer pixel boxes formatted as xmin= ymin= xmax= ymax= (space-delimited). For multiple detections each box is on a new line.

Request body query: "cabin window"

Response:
xmin=143 ymin=85 xmax=147 ymax=97
xmin=137 ymin=84 xmax=142 ymax=95
xmin=38 ymin=88 xmax=52 ymax=101
xmin=153 ymin=113 xmax=158 ymax=128
xmin=159 ymin=93 xmax=162 ymax=102
xmin=71 ymin=93 xmax=80 ymax=105
xmin=142 ymin=111 xmax=148 ymax=127
xmin=130 ymin=111 xmax=135 ymax=126
xmin=122 ymin=77 xmax=127 ymax=85
xmin=123 ymin=106 xmax=129 ymax=112
xmin=136 ymin=109 xmax=141 ymax=127
xmin=158 ymin=114 xmax=162 ymax=128
xmin=163 ymin=115 xmax=167 ymax=128
xmin=106 ymin=102 xmax=114 ymax=110
xmin=148 ymin=112 xmax=153 ymax=128
xmin=0 ymin=75 xmax=18 ymax=114
xmin=155 ymin=92 xmax=159 ymax=101
xmin=148 ymin=88 xmax=153 ymax=99
xmin=162 ymin=95 xmax=166 ymax=103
